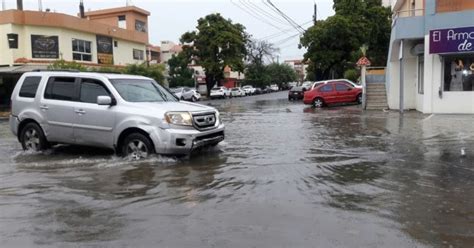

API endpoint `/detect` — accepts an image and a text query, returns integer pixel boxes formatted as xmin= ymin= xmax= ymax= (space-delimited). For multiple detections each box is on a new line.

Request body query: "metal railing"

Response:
xmin=392 ymin=9 xmax=424 ymax=26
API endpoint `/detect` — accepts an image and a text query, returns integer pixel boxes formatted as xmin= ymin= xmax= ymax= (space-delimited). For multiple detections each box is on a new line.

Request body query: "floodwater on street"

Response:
xmin=0 ymin=91 xmax=473 ymax=247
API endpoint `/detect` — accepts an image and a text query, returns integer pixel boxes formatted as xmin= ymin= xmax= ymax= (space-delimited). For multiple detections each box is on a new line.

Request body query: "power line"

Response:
xmin=244 ymin=0 xmax=290 ymax=26
xmin=230 ymin=0 xmax=282 ymax=30
xmin=264 ymin=0 xmax=305 ymax=34
xmin=257 ymin=20 xmax=312 ymax=40
xmin=238 ymin=0 xmax=287 ymax=27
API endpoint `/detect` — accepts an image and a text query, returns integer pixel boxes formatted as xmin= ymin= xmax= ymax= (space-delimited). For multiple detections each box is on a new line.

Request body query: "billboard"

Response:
xmin=31 ymin=35 xmax=59 ymax=59
xmin=430 ymin=26 xmax=474 ymax=54
xmin=96 ymin=35 xmax=114 ymax=65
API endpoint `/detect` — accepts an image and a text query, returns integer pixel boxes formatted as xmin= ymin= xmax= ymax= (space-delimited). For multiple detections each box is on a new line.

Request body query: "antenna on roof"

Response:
xmin=126 ymin=0 xmax=132 ymax=6
xmin=38 ymin=0 xmax=42 ymax=11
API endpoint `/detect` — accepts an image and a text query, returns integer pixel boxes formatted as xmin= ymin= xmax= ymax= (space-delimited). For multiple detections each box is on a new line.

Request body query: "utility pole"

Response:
xmin=1 ymin=0 xmax=5 ymax=11
xmin=313 ymin=2 xmax=317 ymax=24
xmin=38 ymin=0 xmax=42 ymax=11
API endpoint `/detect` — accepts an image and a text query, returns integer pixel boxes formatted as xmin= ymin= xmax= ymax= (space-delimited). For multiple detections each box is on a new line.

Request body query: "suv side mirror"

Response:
xmin=97 ymin=96 xmax=112 ymax=105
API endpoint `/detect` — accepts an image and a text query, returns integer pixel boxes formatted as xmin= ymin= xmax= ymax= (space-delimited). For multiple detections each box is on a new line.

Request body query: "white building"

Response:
xmin=386 ymin=0 xmax=474 ymax=114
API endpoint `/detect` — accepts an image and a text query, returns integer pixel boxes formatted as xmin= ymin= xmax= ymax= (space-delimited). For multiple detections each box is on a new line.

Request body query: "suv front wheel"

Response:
xmin=122 ymin=133 xmax=154 ymax=160
xmin=20 ymin=122 xmax=48 ymax=151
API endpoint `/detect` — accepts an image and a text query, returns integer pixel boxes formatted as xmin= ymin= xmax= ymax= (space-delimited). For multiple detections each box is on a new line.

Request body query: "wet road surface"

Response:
xmin=0 ymin=91 xmax=473 ymax=247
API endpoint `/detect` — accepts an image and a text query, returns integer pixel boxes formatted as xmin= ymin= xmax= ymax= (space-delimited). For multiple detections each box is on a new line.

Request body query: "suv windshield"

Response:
xmin=110 ymin=79 xmax=178 ymax=102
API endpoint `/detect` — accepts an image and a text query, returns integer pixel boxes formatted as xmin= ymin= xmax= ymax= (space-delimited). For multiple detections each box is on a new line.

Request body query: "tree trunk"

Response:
xmin=205 ymin=74 xmax=215 ymax=97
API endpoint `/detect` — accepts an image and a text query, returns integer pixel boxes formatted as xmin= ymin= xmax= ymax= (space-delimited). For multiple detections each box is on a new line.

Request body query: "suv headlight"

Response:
xmin=165 ymin=112 xmax=192 ymax=126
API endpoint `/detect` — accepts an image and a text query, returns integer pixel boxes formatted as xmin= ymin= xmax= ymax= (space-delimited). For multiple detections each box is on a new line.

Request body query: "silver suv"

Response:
xmin=9 ymin=71 xmax=224 ymax=159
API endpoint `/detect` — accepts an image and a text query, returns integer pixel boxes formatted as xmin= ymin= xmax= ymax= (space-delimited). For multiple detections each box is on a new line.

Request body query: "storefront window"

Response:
xmin=443 ymin=55 xmax=474 ymax=91
xmin=72 ymin=39 xmax=92 ymax=62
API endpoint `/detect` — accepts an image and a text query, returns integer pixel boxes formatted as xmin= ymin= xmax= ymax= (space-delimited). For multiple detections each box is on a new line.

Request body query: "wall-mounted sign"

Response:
xmin=31 ymin=35 xmax=59 ymax=58
xmin=96 ymin=35 xmax=114 ymax=65
xmin=430 ymin=26 xmax=474 ymax=54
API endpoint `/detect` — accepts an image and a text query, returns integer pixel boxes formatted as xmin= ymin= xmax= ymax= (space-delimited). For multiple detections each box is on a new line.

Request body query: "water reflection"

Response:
xmin=0 ymin=94 xmax=472 ymax=247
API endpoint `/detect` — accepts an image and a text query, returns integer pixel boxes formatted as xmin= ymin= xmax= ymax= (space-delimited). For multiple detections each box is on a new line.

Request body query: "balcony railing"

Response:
xmin=392 ymin=9 xmax=424 ymax=26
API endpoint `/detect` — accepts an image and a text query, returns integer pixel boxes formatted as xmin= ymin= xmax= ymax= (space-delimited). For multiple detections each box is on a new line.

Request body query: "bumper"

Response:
xmin=210 ymin=93 xmax=225 ymax=98
xmin=150 ymin=124 xmax=225 ymax=155
xmin=9 ymin=115 xmax=19 ymax=137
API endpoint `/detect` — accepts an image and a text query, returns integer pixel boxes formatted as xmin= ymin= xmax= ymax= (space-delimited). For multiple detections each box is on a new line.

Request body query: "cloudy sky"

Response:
xmin=3 ymin=0 xmax=335 ymax=61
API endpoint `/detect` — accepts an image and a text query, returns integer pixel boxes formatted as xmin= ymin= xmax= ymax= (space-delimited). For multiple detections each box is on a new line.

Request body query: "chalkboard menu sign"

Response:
xmin=96 ymin=35 xmax=114 ymax=65
xmin=31 ymin=35 xmax=59 ymax=59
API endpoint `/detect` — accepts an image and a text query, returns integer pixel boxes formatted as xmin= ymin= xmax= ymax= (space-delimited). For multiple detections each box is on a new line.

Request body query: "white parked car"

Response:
xmin=171 ymin=87 xmax=201 ymax=102
xmin=230 ymin=87 xmax=245 ymax=97
xmin=269 ymin=84 xmax=279 ymax=92
xmin=242 ymin=85 xmax=256 ymax=95
xmin=210 ymin=86 xmax=229 ymax=99
xmin=301 ymin=81 xmax=313 ymax=91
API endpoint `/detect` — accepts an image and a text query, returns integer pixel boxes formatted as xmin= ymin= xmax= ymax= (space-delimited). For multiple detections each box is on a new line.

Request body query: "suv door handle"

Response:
xmin=75 ymin=109 xmax=86 ymax=114
xmin=40 ymin=105 xmax=48 ymax=110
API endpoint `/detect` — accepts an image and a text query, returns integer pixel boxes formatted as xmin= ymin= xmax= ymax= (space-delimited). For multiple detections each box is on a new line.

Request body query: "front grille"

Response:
xmin=192 ymin=112 xmax=217 ymax=130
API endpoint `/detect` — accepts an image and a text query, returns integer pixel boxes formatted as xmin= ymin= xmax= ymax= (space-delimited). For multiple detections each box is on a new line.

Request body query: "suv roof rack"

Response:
xmin=32 ymin=69 xmax=81 ymax=72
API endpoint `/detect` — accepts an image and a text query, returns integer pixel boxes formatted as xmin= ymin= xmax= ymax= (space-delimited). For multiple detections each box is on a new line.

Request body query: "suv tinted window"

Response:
xmin=80 ymin=79 xmax=110 ymax=103
xmin=44 ymin=77 xmax=76 ymax=101
xmin=19 ymin=76 xmax=42 ymax=98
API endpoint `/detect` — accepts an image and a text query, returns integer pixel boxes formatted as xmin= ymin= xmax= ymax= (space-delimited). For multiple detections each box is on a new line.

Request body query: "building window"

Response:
xmin=133 ymin=49 xmax=144 ymax=60
xmin=443 ymin=55 xmax=474 ymax=92
xmin=418 ymin=56 xmax=424 ymax=94
xmin=114 ymin=40 xmax=118 ymax=47
xmin=7 ymin=33 xmax=18 ymax=49
xmin=72 ymin=39 xmax=92 ymax=62
xmin=118 ymin=15 xmax=126 ymax=29
xmin=135 ymin=20 xmax=147 ymax=32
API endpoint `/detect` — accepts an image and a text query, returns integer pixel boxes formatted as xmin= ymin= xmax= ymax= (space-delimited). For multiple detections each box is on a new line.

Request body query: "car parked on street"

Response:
xmin=230 ymin=87 xmax=245 ymax=97
xmin=171 ymin=87 xmax=201 ymax=102
xmin=9 ymin=71 xmax=225 ymax=159
xmin=303 ymin=81 xmax=362 ymax=108
xmin=310 ymin=79 xmax=362 ymax=90
xmin=210 ymin=86 xmax=229 ymax=99
xmin=288 ymin=86 xmax=305 ymax=101
xmin=242 ymin=85 xmax=256 ymax=95
xmin=269 ymin=84 xmax=279 ymax=92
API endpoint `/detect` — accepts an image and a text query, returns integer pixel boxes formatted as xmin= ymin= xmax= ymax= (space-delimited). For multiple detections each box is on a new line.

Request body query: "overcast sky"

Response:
xmin=4 ymin=0 xmax=335 ymax=61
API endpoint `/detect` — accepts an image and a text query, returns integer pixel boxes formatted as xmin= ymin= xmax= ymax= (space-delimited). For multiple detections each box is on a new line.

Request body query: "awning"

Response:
xmin=0 ymin=65 xmax=48 ymax=74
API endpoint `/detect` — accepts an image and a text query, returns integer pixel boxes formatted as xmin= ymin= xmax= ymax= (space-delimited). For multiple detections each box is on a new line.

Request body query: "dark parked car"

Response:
xmin=254 ymin=88 xmax=263 ymax=94
xmin=288 ymin=86 xmax=305 ymax=101
xmin=303 ymin=81 xmax=362 ymax=108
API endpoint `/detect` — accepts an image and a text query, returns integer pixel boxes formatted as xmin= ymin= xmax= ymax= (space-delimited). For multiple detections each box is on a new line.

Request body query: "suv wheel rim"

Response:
xmin=314 ymin=99 xmax=323 ymax=108
xmin=127 ymin=140 xmax=148 ymax=160
xmin=24 ymin=129 xmax=40 ymax=151
xmin=358 ymin=95 xmax=362 ymax=103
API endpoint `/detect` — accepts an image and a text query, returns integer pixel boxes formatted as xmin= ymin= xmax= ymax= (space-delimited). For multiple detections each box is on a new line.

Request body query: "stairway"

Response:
xmin=365 ymin=83 xmax=388 ymax=110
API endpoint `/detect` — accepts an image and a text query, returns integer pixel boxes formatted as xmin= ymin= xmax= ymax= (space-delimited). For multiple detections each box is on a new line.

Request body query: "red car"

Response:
xmin=303 ymin=81 xmax=362 ymax=108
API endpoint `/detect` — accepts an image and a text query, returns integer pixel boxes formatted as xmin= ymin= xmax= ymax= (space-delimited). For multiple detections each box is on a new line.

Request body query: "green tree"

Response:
xmin=48 ymin=59 xmax=87 ymax=71
xmin=124 ymin=63 xmax=166 ymax=85
xmin=168 ymin=53 xmax=195 ymax=88
xmin=301 ymin=0 xmax=391 ymax=80
xmin=244 ymin=39 xmax=277 ymax=88
xmin=265 ymin=63 xmax=298 ymax=88
xmin=180 ymin=13 xmax=247 ymax=95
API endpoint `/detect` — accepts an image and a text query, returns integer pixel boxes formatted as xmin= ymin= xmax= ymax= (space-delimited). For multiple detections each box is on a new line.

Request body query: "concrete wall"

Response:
xmin=0 ymin=24 xmax=146 ymax=66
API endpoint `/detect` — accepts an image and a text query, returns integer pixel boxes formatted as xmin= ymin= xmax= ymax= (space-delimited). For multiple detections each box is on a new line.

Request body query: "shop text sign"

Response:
xmin=430 ymin=26 xmax=474 ymax=54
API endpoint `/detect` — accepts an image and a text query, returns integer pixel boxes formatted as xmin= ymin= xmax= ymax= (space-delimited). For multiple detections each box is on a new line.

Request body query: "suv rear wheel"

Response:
xmin=20 ymin=123 xmax=48 ymax=151
xmin=122 ymin=133 xmax=154 ymax=160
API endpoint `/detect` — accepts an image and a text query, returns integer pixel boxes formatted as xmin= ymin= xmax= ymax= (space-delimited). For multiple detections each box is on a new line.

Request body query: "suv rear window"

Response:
xmin=19 ymin=76 xmax=42 ymax=98
xmin=44 ymin=77 xmax=76 ymax=101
